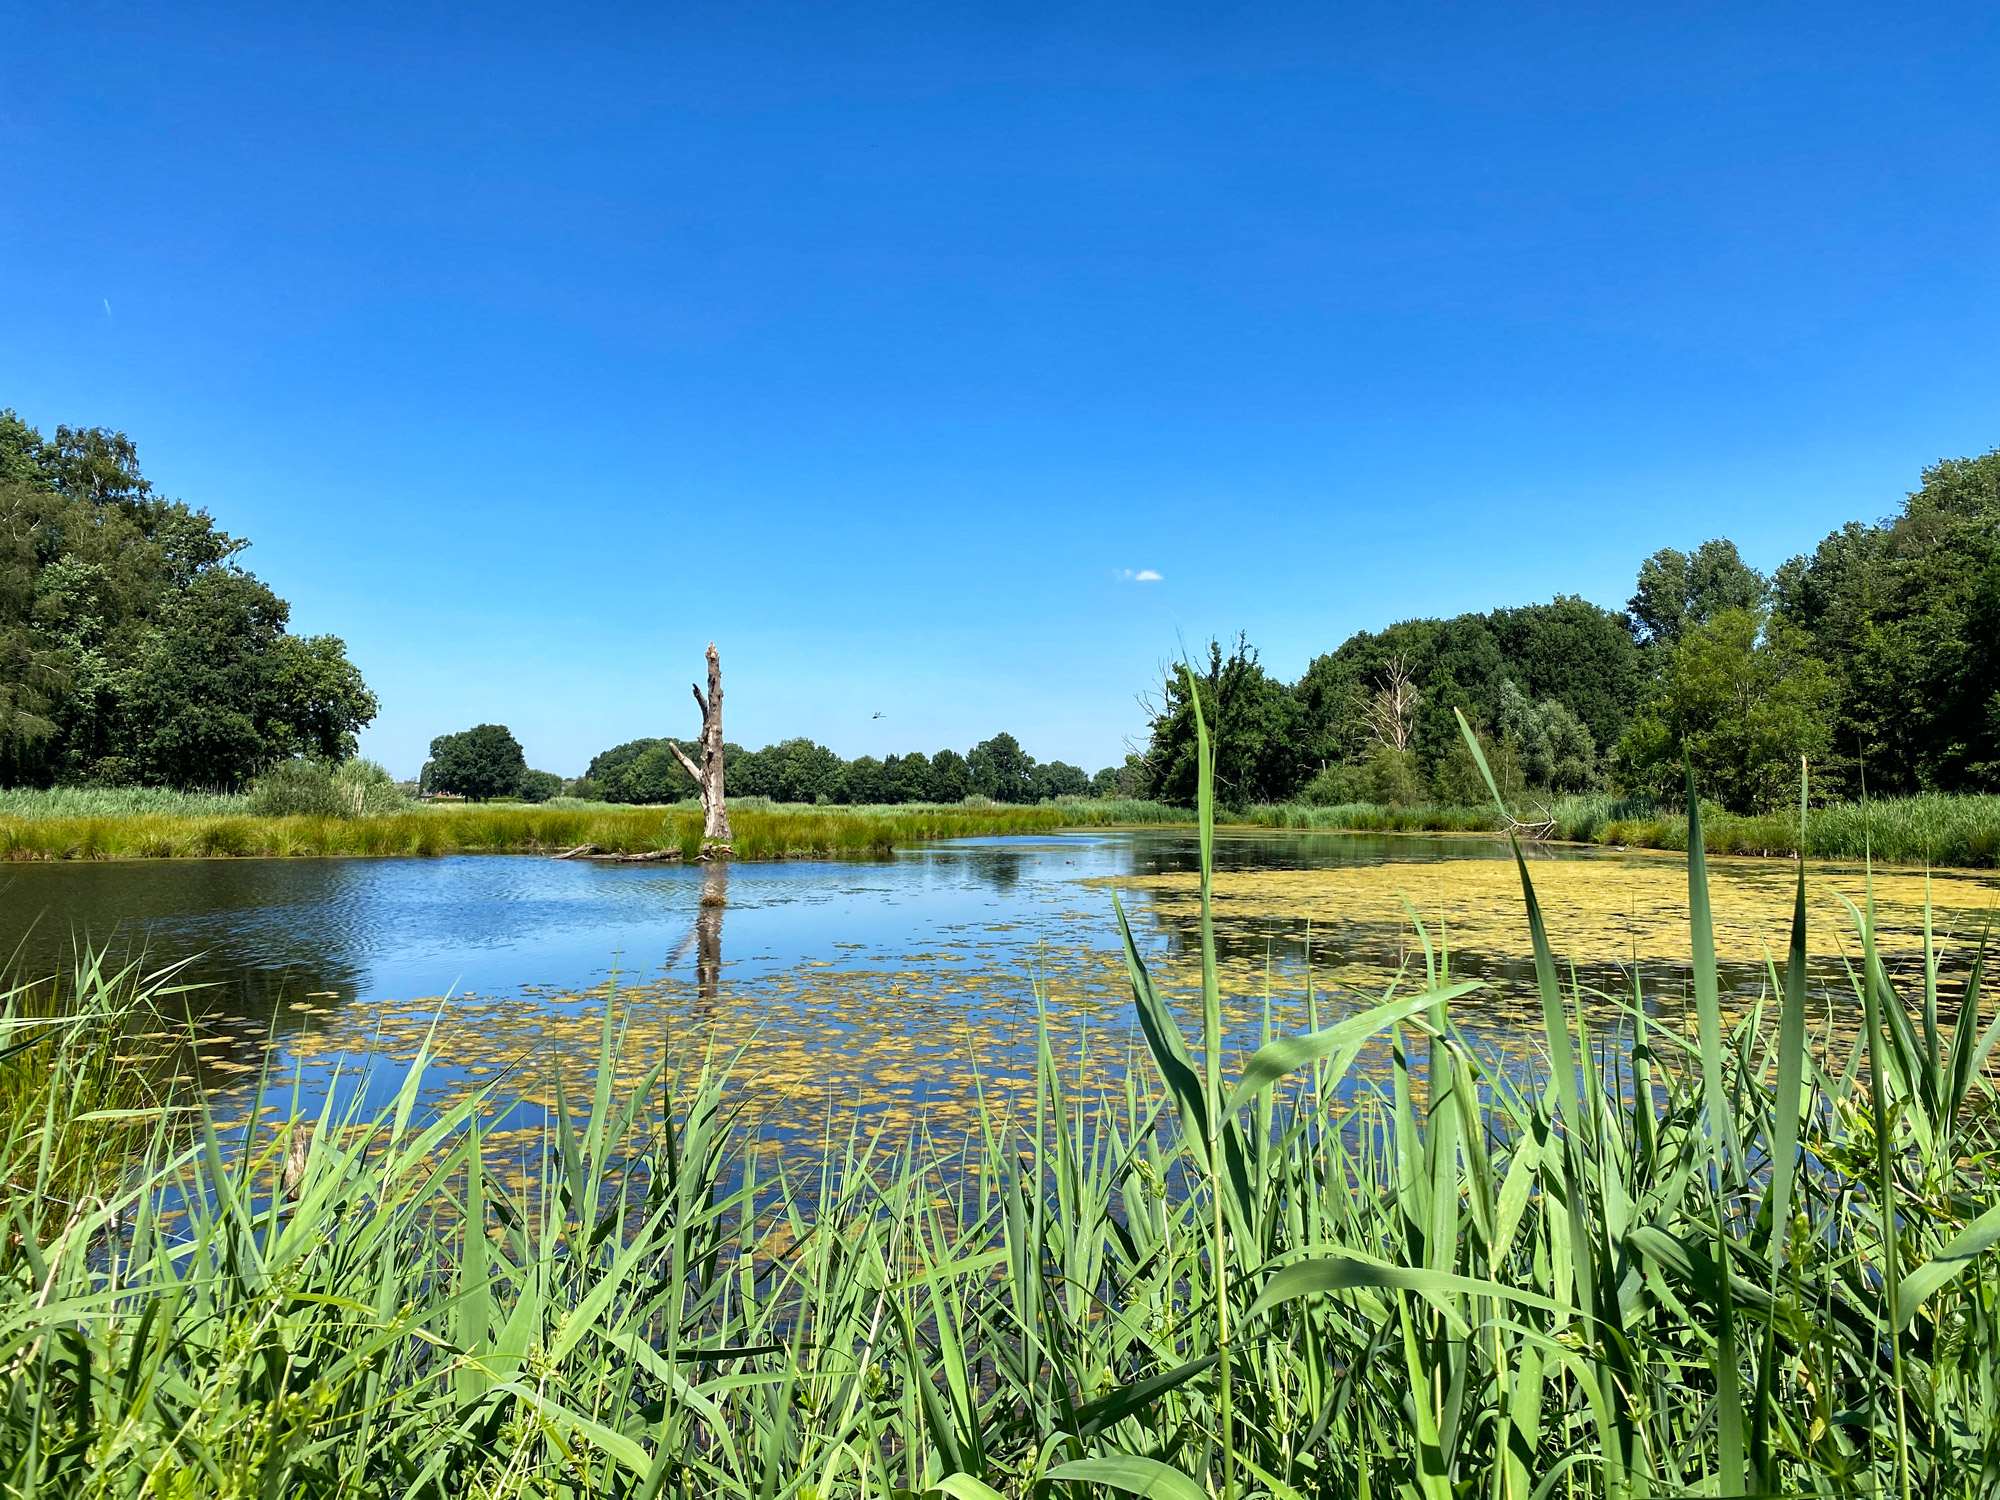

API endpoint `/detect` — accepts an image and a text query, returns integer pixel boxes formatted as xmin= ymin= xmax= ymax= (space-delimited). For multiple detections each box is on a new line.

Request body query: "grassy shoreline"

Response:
xmin=1251 ymin=789 xmax=2000 ymax=866
xmin=0 ymin=798 xmax=1185 ymax=862
xmin=4 ymin=739 xmax=1995 ymax=1495
xmin=3 ymin=786 xmax=1995 ymax=866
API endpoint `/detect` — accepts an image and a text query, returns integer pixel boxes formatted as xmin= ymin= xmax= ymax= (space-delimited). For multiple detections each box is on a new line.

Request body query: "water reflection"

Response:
xmin=695 ymin=859 xmax=728 ymax=1007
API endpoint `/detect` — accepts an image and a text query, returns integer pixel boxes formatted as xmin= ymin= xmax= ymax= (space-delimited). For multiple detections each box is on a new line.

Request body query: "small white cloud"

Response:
xmin=1117 ymin=568 xmax=1165 ymax=583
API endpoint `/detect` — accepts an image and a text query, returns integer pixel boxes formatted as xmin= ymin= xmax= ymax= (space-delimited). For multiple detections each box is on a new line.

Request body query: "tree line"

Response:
xmin=0 ymin=411 xmax=377 ymax=789
xmin=1140 ymin=449 xmax=2000 ymax=813
xmin=577 ymin=731 xmax=1105 ymax=806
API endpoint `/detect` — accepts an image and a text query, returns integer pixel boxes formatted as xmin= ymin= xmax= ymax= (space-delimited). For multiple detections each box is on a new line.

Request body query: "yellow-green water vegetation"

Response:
xmin=4 ymin=697 xmax=2000 ymax=1497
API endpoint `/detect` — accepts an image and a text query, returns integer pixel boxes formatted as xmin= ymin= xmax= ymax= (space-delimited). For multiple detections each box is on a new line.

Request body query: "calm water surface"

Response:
xmin=0 ymin=829 xmax=1557 ymax=1022
xmin=8 ymin=829 xmax=1952 ymax=1127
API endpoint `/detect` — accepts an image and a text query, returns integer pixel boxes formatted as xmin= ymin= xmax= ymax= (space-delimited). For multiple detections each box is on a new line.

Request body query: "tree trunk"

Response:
xmin=669 ymin=642 xmax=732 ymax=854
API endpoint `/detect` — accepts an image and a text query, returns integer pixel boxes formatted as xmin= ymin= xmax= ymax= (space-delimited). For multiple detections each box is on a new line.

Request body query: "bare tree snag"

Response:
xmin=1361 ymin=654 xmax=1423 ymax=751
xmin=669 ymin=641 xmax=732 ymax=854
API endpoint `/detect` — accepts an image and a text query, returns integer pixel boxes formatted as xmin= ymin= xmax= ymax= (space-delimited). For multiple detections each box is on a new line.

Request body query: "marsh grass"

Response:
xmin=1253 ymin=790 xmax=2000 ymax=866
xmin=0 ymin=786 xmax=253 ymax=819
xmin=0 ymin=800 xmax=1187 ymax=863
xmin=0 ymin=952 xmax=190 ymax=1239
xmin=3 ymin=718 xmax=1999 ymax=1496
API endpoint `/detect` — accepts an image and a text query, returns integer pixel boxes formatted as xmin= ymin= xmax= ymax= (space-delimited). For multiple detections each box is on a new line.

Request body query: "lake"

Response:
xmin=4 ymin=829 xmax=1990 ymax=1139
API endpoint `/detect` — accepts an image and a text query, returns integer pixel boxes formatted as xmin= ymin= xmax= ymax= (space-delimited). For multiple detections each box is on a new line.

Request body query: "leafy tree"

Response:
xmin=425 ymin=724 xmax=529 ymax=801
xmin=730 ymin=738 xmax=847 ymax=804
xmin=1291 ymin=599 xmax=1639 ymax=791
xmin=517 ymin=769 xmax=564 ymax=803
xmin=844 ymin=755 xmax=891 ymax=804
xmin=1617 ymin=608 xmax=1836 ymax=813
xmin=1628 ymin=539 xmax=1768 ymax=647
xmin=928 ymin=748 xmax=972 ymax=802
xmin=1360 ymin=744 xmax=1425 ymax=805
xmin=1144 ymin=637 xmax=1303 ymax=808
xmin=1775 ymin=451 xmax=2000 ymax=793
xmin=0 ymin=410 xmax=376 ymax=787
xmin=967 ymin=733 xmax=1036 ymax=803
xmin=887 ymin=751 xmax=934 ymax=802
xmin=579 ymin=739 xmax=671 ymax=803
xmin=1029 ymin=759 xmax=1090 ymax=801
xmin=1497 ymin=679 xmax=1598 ymax=792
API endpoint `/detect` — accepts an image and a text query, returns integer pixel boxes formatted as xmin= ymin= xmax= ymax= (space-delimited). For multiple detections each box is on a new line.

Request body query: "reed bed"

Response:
xmin=1252 ymin=791 xmax=2000 ymax=866
xmin=0 ymin=800 xmax=1184 ymax=863
xmin=0 ymin=786 xmax=253 ymax=819
xmin=3 ymin=711 xmax=1998 ymax=1497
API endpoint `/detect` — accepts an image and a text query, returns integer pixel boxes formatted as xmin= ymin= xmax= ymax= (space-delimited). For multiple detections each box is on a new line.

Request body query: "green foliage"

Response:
xmin=0 ymin=784 xmax=250 ymax=817
xmin=578 ymin=737 xmax=699 ymax=804
xmin=1776 ymin=450 xmax=2000 ymax=793
xmin=1144 ymin=635 xmax=1303 ymax=807
xmin=1297 ymin=762 xmax=1363 ymax=805
xmin=515 ymin=768 xmax=563 ymax=803
xmin=1359 ymin=741 xmax=1425 ymax=804
xmin=5 ymin=743 xmax=1995 ymax=1496
xmin=0 ymin=410 xmax=377 ymax=789
xmin=1619 ymin=607 xmax=1837 ymax=812
xmin=580 ymin=732 xmax=1087 ymax=806
xmin=1294 ymin=596 xmax=1642 ymax=779
xmin=1498 ymin=677 xmax=1598 ymax=791
xmin=424 ymin=724 xmax=529 ymax=801
xmin=0 ymin=800 xmax=1188 ymax=862
xmin=247 ymin=759 xmax=346 ymax=817
xmin=334 ymin=757 xmax=409 ymax=816
xmin=1628 ymin=536 xmax=1768 ymax=645
xmin=248 ymin=757 xmax=410 ymax=819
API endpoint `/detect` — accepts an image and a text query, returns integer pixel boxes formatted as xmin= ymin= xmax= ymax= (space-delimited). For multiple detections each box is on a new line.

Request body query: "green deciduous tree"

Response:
xmin=0 ymin=410 xmax=376 ymax=788
xmin=1144 ymin=637 xmax=1303 ymax=808
xmin=1618 ymin=608 xmax=1836 ymax=813
xmin=425 ymin=724 xmax=529 ymax=801
xmin=1775 ymin=451 xmax=2000 ymax=793
xmin=1628 ymin=538 xmax=1768 ymax=646
xmin=1497 ymin=679 xmax=1598 ymax=792
xmin=967 ymin=732 xmax=1035 ymax=803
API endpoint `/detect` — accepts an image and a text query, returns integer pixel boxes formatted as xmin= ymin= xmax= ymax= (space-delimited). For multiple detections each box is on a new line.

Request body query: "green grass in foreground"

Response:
xmin=0 ymin=798 xmax=1187 ymax=861
xmin=3 ymin=712 xmax=1997 ymax=1496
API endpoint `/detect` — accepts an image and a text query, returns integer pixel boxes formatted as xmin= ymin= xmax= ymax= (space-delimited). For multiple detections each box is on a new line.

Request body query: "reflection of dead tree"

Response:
xmin=695 ymin=860 xmax=727 ymax=1007
xmin=1361 ymin=656 xmax=1422 ymax=751
xmin=668 ymin=642 xmax=733 ymax=856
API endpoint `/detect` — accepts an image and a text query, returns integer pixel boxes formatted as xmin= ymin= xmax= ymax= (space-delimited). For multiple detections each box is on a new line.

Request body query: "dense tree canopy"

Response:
xmin=1774 ymin=452 xmax=2000 ymax=794
xmin=576 ymin=731 xmax=1096 ymax=806
xmin=1138 ymin=448 xmax=1998 ymax=810
xmin=0 ymin=410 xmax=376 ymax=788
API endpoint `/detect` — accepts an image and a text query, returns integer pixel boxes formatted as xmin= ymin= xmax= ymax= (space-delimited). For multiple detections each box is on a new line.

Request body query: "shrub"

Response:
xmin=247 ymin=760 xmax=344 ymax=818
xmin=516 ymin=768 xmax=564 ymax=804
xmin=333 ymin=758 xmax=409 ymax=816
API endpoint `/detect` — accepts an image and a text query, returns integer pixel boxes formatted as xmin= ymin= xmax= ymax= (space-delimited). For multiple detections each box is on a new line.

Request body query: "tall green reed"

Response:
xmin=3 ymin=710 xmax=1998 ymax=1497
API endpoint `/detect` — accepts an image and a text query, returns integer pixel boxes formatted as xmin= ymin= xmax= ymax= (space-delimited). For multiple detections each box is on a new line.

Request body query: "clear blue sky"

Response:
xmin=4 ymin=2 xmax=1996 ymax=778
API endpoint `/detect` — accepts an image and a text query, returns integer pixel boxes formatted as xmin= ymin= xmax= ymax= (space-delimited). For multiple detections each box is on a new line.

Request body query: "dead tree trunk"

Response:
xmin=668 ymin=642 xmax=732 ymax=854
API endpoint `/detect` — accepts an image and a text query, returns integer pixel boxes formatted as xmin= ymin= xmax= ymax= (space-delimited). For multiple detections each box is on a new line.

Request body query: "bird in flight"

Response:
xmin=871 ymin=711 xmax=886 ymax=719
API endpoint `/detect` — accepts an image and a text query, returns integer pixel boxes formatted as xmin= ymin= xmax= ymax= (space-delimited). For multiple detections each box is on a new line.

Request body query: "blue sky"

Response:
xmin=4 ymin=2 xmax=1996 ymax=778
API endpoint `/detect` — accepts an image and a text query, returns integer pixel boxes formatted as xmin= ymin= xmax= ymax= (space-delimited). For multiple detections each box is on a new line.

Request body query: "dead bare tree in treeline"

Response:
xmin=1361 ymin=655 xmax=1422 ymax=750
xmin=669 ymin=642 xmax=732 ymax=855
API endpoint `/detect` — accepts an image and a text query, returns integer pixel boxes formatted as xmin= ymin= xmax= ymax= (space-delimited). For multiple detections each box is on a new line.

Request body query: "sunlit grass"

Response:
xmin=3 ymin=714 xmax=1996 ymax=1496
xmin=1251 ymin=789 xmax=2000 ymax=866
xmin=0 ymin=799 xmax=1189 ymax=862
